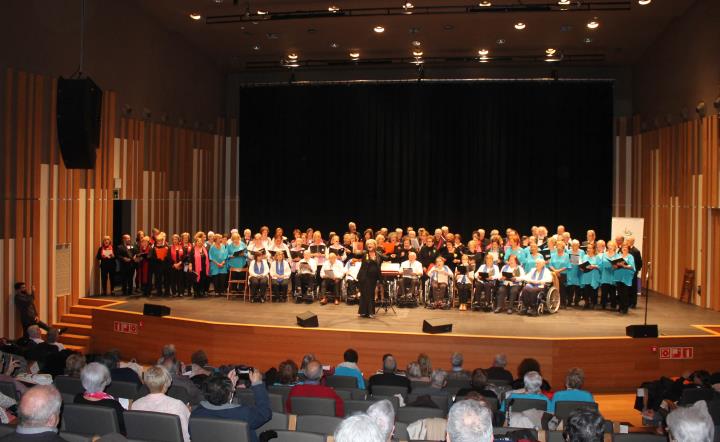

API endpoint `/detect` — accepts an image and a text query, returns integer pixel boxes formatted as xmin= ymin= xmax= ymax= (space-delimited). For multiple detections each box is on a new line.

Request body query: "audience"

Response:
xmin=1 ymin=385 xmax=65 ymax=441
xmin=412 ymin=369 xmax=448 ymax=397
xmin=368 ymin=354 xmax=412 ymax=395
xmin=501 ymin=371 xmax=550 ymax=412
xmin=64 ymin=353 xmax=86 ymax=377
xmin=74 ymin=362 xmax=126 ymax=435
xmin=131 ymin=366 xmax=191 ymax=442
xmin=406 ymin=362 xmax=429 ymax=382
xmin=456 ymin=369 xmax=498 ymax=400
xmin=666 ymin=401 xmax=715 ymax=442
xmin=334 ymin=348 xmax=365 ymax=389
xmin=485 ymin=354 xmax=513 ymax=383
xmin=99 ymin=350 xmax=141 ymax=386
xmin=275 ymin=359 xmax=299 ymax=386
xmin=446 ymin=399 xmax=493 ymax=442
xmin=512 ymin=358 xmax=552 ymax=392
xmin=447 ymin=352 xmax=471 ymax=381
xmin=334 ymin=413 xmax=384 ymax=442
xmin=158 ymin=355 xmax=204 ymax=406
xmin=286 ymin=360 xmax=344 ymax=417
xmin=417 ymin=353 xmax=433 ymax=379
xmin=188 ymin=350 xmax=213 ymax=387
xmin=190 ymin=369 xmax=271 ymax=442
xmin=550 ymin=367 xmax=595 ymax=412
xmin=366 ymin=399 xmax=395 ymax=442
xmin=564 ymin=408 xmax=605 ymax=442
xmin=298 ymin=353 xmax=316 ymax=382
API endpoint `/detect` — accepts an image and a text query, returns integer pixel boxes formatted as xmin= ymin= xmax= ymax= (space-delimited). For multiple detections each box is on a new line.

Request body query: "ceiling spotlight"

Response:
xmin=330 ymin=42 xmax=339 ymax=48
xmin=374 ymin=26 xmax=385 ymax=33
xmin=412 ymin=49 xmax=424 ymax=57
xmin=584 ymin=37 xmax=593 ymax=43
xmin=638 ymin=0 xmax=652 ymax=4
xmin=403 ymin=2 xmax=414 ymax=12
xmin=496 ymin=38 xmax=506 ymax=45
xmin=545 ymin=49 xmax=563 ymax=62
xmin=478 ymin=1 xmax=492 ymax=6
xmin=256 ymin=9 xmax=268 ymax=15
xmin=514 ymin=22 xmax=526 ymax=30
xmin=586 ymin=18 xmax=600 ymax=29
xmin=328 ymin=5 xmax=340 ymax=12
xmin=349 ymin=51 xmax=360 ymax=59
xmin=545 ymin=48 xmax=556 ymax=55
xmin=558 ymin=0 xmax=571 ymax=4
xmin=411 ymin=40 xmax=422 ymax=47
xmin=189 ymin=13 xmax=202 ymax=20
xmin=479 ymin=56 xmax=489 ymax=63
xmin=287 ymin=53 xmax=299 ymax=61
xmin=252 ymin=44 xmax=260 ymax=50
xmin=478 ymin=49 xmax=489 ymax=56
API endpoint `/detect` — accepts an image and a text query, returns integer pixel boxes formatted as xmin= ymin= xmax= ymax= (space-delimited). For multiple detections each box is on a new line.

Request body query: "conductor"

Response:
xmin=357 ymin=239 xmax=383 ymax=318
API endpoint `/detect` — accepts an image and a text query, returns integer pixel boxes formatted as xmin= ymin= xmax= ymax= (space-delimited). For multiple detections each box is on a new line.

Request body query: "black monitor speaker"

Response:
xmin=422 ymin=320 xmax=453 ymax=334
xmin=56 ymin=76 xmax=103 ymax=169
xmin=143 ymin=303 xmax=171 ymax=317
xmin=297 ymin=311 xmax=319 ymax=328
xmin=626 ymin=324 xmax=659 ymax=338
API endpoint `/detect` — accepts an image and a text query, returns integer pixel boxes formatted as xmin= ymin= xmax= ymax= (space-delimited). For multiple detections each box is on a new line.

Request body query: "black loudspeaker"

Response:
xmin=143 ymin=303 xmax=171 ymax=317
xmin=297 ymin=311 xmax=318 ymax=328
xmin=423 ymin=320 xmax=453 ymax=334
xmin=56 ymin=77 xmax=103 ymax=169
xmin=626 ymin=324 xmax=659 ymax=338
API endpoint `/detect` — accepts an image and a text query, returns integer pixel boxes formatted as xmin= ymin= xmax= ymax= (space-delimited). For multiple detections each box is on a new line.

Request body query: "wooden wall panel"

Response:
xmin=615 ymin=115 xmax=720 ymax=311
xmin=1 ymin=68 xmax=234 ymax=338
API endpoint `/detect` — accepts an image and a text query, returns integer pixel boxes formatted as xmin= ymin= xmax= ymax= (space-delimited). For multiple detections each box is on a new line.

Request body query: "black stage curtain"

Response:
xmin=238 ymin=81 xmax=613 ymax=240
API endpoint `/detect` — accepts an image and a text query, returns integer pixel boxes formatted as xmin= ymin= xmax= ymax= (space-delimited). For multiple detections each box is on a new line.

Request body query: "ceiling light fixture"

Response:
xmin=496 ymin=38 xmax=506 ymax=45
xmin=403 ymin=2 xmax=414 ymax=12
xmin=558 ymin=0 xmax=571 ymax=4
xmin=638 ymin=0 xmax=652 ymax=5
xmin=412 ymin=49 xmax=424 ymax=57
xmin=189 ymin=13 xmax=202 ymax=20
xmin=545 ymin=49 xmax=563 ymax=62
xmin=584 ymin=37 xmax=593 ymax=44
xmin=287 ymin=53 xmax=299 ymax=61
xmin=514 ymin=22 xmax=526 ymax=30
xmin=412 ymin=40 xmax=422 ymax=47
xmin=374 ymin=26 xmax=385 ymax=33
xmin=252 ymin=44 xmax=260 ymax=50
xmin=478 ymin=49 xmax=489 ymax=56
xmin=257 ymin=10 xmax=268 ymax=15
xmin=330 ymin=42 xmax=339 ymax=48
xmin=545 ymin=48 xmax=556 ymax=55
xmin=349 ymin=51 xmax=360 ymax=60
xmin=328 ymin=5 xmax=340 ymax=12
xmin=478 ymin=1 xmax=492 ymax=6
xmin=586 ymin=18 xmax=600 ymax=29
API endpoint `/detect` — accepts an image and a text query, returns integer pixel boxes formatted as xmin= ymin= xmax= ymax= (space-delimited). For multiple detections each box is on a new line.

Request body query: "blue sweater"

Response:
xmin=190 ymin=384 xmax=272 ymax=442
xmin=549 ymin=389 xmax=595 ymax=412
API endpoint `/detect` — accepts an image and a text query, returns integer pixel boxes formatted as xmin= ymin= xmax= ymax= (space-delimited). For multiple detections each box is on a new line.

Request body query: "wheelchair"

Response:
xmin=423 ymin=277 xmax=455 ymax=309
xmin=341 ymin=278 xmax=361 ymax=305
xmin=471 ymin=280 xmax=497 ymax=312
xmin=396 ymin=277 xmax=421 ymax=308
xmin=515 ymin=280 xmax=561 ymax=315
xmin=293 ymin=273 xmax=318 ymax=304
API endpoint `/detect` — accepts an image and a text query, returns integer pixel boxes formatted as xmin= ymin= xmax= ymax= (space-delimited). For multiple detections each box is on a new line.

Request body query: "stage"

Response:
xmin=87 ymin=292 xmax=720 ymax=394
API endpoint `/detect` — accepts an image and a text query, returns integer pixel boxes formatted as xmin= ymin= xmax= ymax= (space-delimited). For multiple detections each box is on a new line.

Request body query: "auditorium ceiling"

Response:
xmin=135 ymin=0 xmax=697 ymax=70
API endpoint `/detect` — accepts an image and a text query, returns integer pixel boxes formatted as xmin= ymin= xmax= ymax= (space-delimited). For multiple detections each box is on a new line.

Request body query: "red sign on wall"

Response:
xmin=659 ymin=347 xmax=693 ymax=360
xmin=113 ymin=321 xmax=139 ymax=335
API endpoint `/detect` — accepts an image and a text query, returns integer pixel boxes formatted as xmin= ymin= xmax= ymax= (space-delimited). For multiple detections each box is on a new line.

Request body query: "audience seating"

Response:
xmin=54 ymin=375 xmax=85 ymax=396
xmin=290 ymin=396 xmax=336 ymax=416
xmin=296 ymin=415 xmax=343 ymax=436
xmin=679 ymin=387 xmax=715 ymax=406
xmin=0 ymin=381 xmax=18 ymax=402
xmin=371 ymin=395 xmax=400 ymax=413
xmin=509 ymin=397 xmax=548 ymax=412
xmin=446 ymin=378 xmax=472 ymax=393
xmin=325 ymin=375 xmax=358 ymax=389
xmin=547 ymin=430 xmax=564 ymax=442
xmin=613 ymin=434 xmax=667 ymax=442
xmin=334 ymin=389 xmax=352 ymax=401
xmin=268 ymin=385 xmax=292 ymax=403
xmin=337 ymin=387 xmax=366 ymax=400
xmin=407 ymin=393 xmax=449 ymax=414
xmin=61 ymin=392 xmax=76 ymax=404
xmin=269 ymin=392 xmax=285 ymax=413
xmin=371 ymin=385 xmax=408 ymax=398
xmin=396 ymin=406 xmax=445 ymax=424
xmin=411 ymin=380 xmax=430 ymax=390
xmin=138 ymin=385 xmax=191 ymax=404
xmin=273 ymin=430 xmax=325 ymax=442
xmin=189 ymin=416 xmax=250 ymax=442
xmin=554 ymin=401 xmax=599 ymax=421
xmin=0 ymin=424 xmax=15 ymax=438
xmin=124 ymin=410 xmax=184 ymax=442
xmin=105 ymin=380 xmax=140 ymax=400
xmin=344 ymin=399 xmax=373 ymax=415
xmin=394 ymin=421 xmax=410 ymax=440
xmin=61 ymin=403 xmax=120 ymax=435
xmin=58 ymin=432 xmax=93 ymax=442
xmin=257 ymin=412 xmax=290 ymax=435
xmin=494 ymin=427 xmax=538 ymax=438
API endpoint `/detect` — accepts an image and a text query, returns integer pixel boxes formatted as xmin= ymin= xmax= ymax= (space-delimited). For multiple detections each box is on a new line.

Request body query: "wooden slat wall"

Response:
xmin=1 ymin=68 xmax=234 ymax=338
xmin=615 ymin=115 xmax=720 ymax=311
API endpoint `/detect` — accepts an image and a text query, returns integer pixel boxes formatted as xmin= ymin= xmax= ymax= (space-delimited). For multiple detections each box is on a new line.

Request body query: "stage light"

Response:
xmin=478 ymin=1 xmax=492 ymax=6
xmin=287 ymin=53 xmax=299 ymax=61
xmin=257 ymin=9 xmax=268 ymax=15
xmin=696 ymin=101 xmax=706 ymax=117
xmin=412 ymin=40 xmax=422 ymax=47
xmin=412 ymin=49 xmax=423 ymax=57
xmin=403 ymin=2 xmax=414 ymax=13
xmin=496 ymin=38 xmax=506 ymax=45
xmin=586 ymin=18 xmax=600 ymax=29
xmin=189 ymin=13 xmax=202 ymax=20
xmin=478 ymin=49 xmax=489 ymax=56
xmin=330 ymin=42 xmax=339 ymax=48
xmin=558 ymin=0 xmax=571 ymax=5
xmin=584 ymin=37 xmax=593 ymax=44
xmin=374 ymin=26 xmax=385 ymax=33
xmin=638 ymin=0 xmax=652 ymax=5
xmin=328 ymin=5 xmax=340 ymax=12
xmin=349 ymin=51 xmax=360 ymax=60
xmin=545 ymin=49 xmax=563 ymax=62
xmin=514 ymin=22 xmax=526 ymax=30
xmin=545 ymin=48 xmax=556 ymax=55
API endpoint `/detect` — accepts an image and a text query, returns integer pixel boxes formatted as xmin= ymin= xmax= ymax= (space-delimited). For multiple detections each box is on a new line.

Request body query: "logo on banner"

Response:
xmin=659 ymin=347 xmax=693 ymax=360
xmin=113 ymin=321 xmax=139 ymax=335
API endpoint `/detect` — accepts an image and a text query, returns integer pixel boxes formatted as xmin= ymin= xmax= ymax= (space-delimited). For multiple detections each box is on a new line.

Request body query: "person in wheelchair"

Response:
xmin=320 ymin=252 xmax=345 ymax=305
xmin=269 ymin=250 xmax=292 ymax=302
xmin=473 ymin=254 xmax=500 ymax=310
xmin=427 ymin=256 xmax=453 ymax=309
xmin=295 ymin=250 xmax=317 ymax=304
xmin=399 ymin=251 xmax=423 ymax=300
xmin=519 ymin=258 xmax=553 ymax=316
xmin=454 ymin=254 xmax=474 ymax=311
xmin=495 ymin=254 xmax=525 ymax=314
xmin=344 ymin=253 xmax=363 ymax=304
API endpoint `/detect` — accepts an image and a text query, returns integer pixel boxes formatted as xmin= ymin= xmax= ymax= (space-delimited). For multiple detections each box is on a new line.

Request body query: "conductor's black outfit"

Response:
xmin=357 ymin=251 xmax=383 ymax=317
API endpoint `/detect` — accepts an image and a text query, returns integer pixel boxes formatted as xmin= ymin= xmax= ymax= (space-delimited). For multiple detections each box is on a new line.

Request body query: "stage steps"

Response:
xmin=54 ymin=297 xmax=119 ymax=354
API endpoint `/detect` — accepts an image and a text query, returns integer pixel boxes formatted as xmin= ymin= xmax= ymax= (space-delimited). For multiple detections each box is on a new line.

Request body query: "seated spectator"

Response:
xmin=447 ymin=399 xmax=493 ymax=442
xmin=406 ymin=362 xmax=429 ymax=383
xmin=334 ymin=413 xmax=384 ymax=442
xmin=99 ymin=350 xmax=142 ymax=386
xmin=485 ymin=354 xmax=513 ymax=383
xmin=157 ymin=344 xmax=177 ymax=365
xmin=666 ymin=400 xmax=714 ymax=442
xmin=64 ymin=353 xmax=86 ymax=377
xmin=456 ymin=369 xmax=498 ymax=400
xmin=26 ymin=325 xmax=43 ymax=345
xmin=45 ymin=329 xmax=64 ymax=351
xmin=275 ymin=359 xmax=299 ymax=386
xmin=74 ymin=362 xmax=126 ymax=435
xmin=565 ymin=407 xmax=606 ymax=442
xmin=132 ymin=366 xmax=190 ymax=442
xmin=187 ymin=350 xmax=213 ymax=387
xmin=501 ymin=371 xmax=550 ymax=412
xmin=156 ymin=355 xmax=204 ymax=406
xmin=367 ymin=399 xmax=395 ymax=442
xmin=447 ymin=352 xmax=471 ymax=381
xmin=0 ymin=354 xmax=28 ymax=399
xmin=417 ymin=353 xmax=432 ymax=379
xmin=1 ymin=385 xmax=65 ymax=441
xmin=368 ymin=354 xmax=411 ymax=395
xmin=412 ymin=369 xmax=448 ymax=397
xmin=286 ymin=360 xmax=344 ymax=417
xmin=297 ymin=353 xmax=316 ymax=382
xmin=191 ymin=369 xmax=271 ymax=442
xmin=550 ymin=368 xmax=594 ymax=412
xmin=512 ymin=358 xmax=552 ymax=392
xmin=334 ymin=348 xmax=365 ymax=389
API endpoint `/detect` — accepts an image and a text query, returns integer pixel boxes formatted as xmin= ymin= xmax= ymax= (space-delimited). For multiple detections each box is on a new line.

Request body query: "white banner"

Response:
xmin=611 ymin=217 xmax=645 ymax=253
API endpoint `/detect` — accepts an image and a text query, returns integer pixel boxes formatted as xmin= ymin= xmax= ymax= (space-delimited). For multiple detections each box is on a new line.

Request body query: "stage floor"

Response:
xmin=109 ymin=291 xmax=720 ymax=338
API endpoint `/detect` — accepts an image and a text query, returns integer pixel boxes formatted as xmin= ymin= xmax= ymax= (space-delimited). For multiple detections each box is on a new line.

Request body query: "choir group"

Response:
xmin=95 ymin=223 xmax=643 ymax=316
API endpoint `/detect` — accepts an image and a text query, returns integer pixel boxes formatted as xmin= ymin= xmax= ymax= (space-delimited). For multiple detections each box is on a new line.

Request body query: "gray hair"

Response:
xmin=334 ymin=413 xmax=385 ymax=442
xmin=161 ymin=344 xmax=176 ymax=359
xmin=383 ymin=355 xmax=397 ymax=373
xmin=81 ymin=362 xmax=111 ymax=393
xmin=304 ymin=360 xmax=323 ymax=381
xmin=523 ymin=371 xmax=543 ymax=394
xmin=451 ymin=352 xmax=464 ymax=368
xmin=430 ymin=369 xmax=448 ymax=389
xmin=407 ymin=362 xmax=422 ymax=379
xmin=367 ymin=400 xmax=395 ymax=442
xmin=27 ymin=325 xmax=41 ymax=339
xmin=493 ymin=354 xmax=507 ymax=368
xmin=566 ymin=367 xmax=585 ymax=390
xmin=447 ymin=399 xmax=493 ymax=442
xmin=46 ymin=328 xmax=60 ymax=344
xmin=667 ymin=401 xmax=714 ymax=442
xmin=18 ymin=385 xmax=62 ymax=428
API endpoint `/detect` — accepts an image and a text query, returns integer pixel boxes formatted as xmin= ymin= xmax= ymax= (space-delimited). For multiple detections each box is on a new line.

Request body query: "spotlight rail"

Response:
xmin=206 ymin=1 xmax=630 ymax=24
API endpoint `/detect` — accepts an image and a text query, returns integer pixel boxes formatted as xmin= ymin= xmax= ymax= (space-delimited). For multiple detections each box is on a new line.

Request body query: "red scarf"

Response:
xmin=101 ymin=244 xmax=114 ymax=259
xmin=193 ymin=246 xmax=209 ymax=282
xmin=84 ymin=391 xmax=114 ymax=400
xmin=171 ymin=245 xmax=184 ymax=262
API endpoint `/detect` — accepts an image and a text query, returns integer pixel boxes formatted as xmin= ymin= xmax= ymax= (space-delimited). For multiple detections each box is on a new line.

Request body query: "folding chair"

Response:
xmin=227 ymin=267 xmax=248 ymax=300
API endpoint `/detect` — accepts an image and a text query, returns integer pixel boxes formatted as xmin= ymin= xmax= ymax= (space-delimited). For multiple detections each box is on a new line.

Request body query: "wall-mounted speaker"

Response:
xmin=56 ymin=77 xmax=103 ymax=169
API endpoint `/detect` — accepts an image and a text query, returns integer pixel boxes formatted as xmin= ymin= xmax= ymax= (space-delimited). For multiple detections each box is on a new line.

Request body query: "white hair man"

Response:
xmin=335 ymin=413 xmax=384 ymax=442
xmin=501 ymin=371 xmax=549 ymax=412
xmin=367 ymin=399 xmax=395 ymax=442
xmin=5 ymin=385 xmax=65 ymax=441
xmin=446 ymin=399 xmax=493 ymax=442
xmin=26 ymin=325 xmax=43 ymax=344
xmin=368 ymin=354 xmax=411 ymax=395
xmin=667 ymin=400 xmax=715 ymax=442
xmin=448 ymin=352 xmax=471 ymax=381
xmin=486 ymin=354 xmax=513 ymax=382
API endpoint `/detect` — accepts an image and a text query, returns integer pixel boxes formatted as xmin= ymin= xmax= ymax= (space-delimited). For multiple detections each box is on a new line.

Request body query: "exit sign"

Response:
xmin=113 ymin=321 xmax=139 ymax=334
xmin=659 ymin=347 xmax=693 ymax=360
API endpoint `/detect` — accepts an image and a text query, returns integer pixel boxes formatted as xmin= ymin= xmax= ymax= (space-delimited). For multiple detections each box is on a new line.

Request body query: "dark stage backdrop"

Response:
xmin=238 ymin=81 xmax=613 ymax=240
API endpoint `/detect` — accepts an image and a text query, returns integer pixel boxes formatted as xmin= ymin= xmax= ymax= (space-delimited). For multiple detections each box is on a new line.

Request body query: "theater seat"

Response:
xmin=371 ymin=385 xmax=408 ymax=398
xmin=509 ymin=398 xmax=548 ymax=412
xmin=0 ymin=381 xmax=18 ymax=402
xmin=326 ymin=375 xmax=358 ymax=389
xmin=105 ymin=380 xmax=140 ymax=400
xmin=189 ymin=416 xmax=249 ymax=442
xmin=58 ymin=432 xmax=93 ymax=442
xmin=257 ymin=412 xmax=289 ymax=435
xmin=613 ymin=434 xmax=666 ymax=442
xmin=290 ymin=396 xmax=336 ymax=416
xmin=394 ymin=421 xmax=410 ymax=440
xmin=344 ymin=399 xmax=372 ymax=416
xmin=296 ymin=415 xmax=343 ymax=436
xmin=124 ymin=410 xmax=183 ymax=442
xmin=61 ymin=403 xmax=120 ymax=435
xmin=54 ymin=376 xmax=85 ymax=396
xmin=396 ymin=406 xmax=445 ymax=424
xmin=273 ymin=430 xmax=325 ymax=442
xmin=554 ymin=401 xmax=599 ymax=420
xmin=0 ymin=424 xmax=15 ymax=438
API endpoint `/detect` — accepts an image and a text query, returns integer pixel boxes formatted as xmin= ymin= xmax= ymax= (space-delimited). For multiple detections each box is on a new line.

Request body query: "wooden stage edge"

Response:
xmin=90 ymin=302 xmax=720 ymax=394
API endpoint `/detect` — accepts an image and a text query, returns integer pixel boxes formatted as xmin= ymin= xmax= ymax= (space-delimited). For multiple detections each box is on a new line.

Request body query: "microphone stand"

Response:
xmin=643 ymin=262 xmax=652 ymax=326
